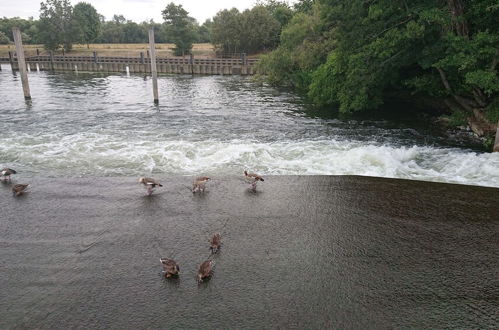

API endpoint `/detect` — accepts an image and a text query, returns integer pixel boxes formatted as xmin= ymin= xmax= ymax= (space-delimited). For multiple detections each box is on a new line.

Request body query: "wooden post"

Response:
xmin=12 ymin=27 xmax=31 ymax=100
xmin=148 ymin=28 xmax=159 ymax=104
xmin=190 ymin=53 xmax=194 ymax=75
xmin=36 ymin=48 xmax=40 ymax=56
xmin=494 ymin=120 xmax=499 ymax=152
xmin=93 ymin=51 xmax=97 ymax=63
xmin=140 ymin=52 xmax=145 ymax=64
xmin=49 ymin=51 xmax=54 ymax=70
xmin=8 ymin=51 xmax=14 ymax=70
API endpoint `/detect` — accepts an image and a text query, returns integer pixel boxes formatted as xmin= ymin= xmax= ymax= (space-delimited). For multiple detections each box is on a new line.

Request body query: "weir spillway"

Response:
xmin=0 ymin=176 xmax=498 ymax=328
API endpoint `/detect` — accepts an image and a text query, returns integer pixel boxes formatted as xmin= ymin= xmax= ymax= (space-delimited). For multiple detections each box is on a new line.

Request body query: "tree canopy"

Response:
xmin=38 ymin=0 xmax=77 ymax=51
xmin=161 ymin=2 xmax=197 ymax=56
xmin=260 ymin=0 xmax=499 ymax=134
xmin=73 ymin=2 xmax=101 ymax=47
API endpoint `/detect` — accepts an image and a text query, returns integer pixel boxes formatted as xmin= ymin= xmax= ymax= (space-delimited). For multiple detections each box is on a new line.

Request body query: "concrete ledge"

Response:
xmin=0 ymin=176 xmax=497 ymax=328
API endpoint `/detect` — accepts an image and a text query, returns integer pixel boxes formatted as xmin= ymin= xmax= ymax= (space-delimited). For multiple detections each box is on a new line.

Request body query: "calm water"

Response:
xmin=0 ymin=176 xmax=498 ymax=328
xmin=1 ymin=65 xmax=499 ymax=187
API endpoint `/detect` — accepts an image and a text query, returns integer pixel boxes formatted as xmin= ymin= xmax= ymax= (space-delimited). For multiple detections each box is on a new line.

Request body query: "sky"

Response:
xmin=1 ymin=0 xmax=298 ymax=24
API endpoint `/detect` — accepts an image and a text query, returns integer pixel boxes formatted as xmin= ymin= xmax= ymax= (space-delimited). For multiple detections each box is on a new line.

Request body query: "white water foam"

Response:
xmin=2 ymin=133 xmax=499 ymax=188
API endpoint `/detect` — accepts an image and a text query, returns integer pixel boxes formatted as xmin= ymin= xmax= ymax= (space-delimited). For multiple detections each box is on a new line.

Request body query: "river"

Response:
xmin=1 ymin=65 xmax=498 ymax=187
xmin=0 ymin=66 xmax=498 ymax=328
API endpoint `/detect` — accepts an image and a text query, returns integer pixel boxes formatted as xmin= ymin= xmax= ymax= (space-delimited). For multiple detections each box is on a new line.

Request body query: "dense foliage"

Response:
xmin=260 ymin=0 xmax=499 ymax=135
xmin=73 ymin=2 xmax=101 ymax=47
xmin=38 ymin=0 xmax=78 ymax=51
xmin=211 ymin=1 xmax=292 ymax=55
xmin=161 ymin=2 xmax=197 ymax=55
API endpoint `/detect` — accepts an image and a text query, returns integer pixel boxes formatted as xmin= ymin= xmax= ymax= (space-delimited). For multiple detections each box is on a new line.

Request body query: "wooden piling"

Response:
xmin=12 ymin=27 xmax=31 ymax=100
xmin=148 ymin=28 xmax=159 ymax=104
xmin=494 ymin=120 xmax=499 ymax=152
xmin=190 ymin=53 xmax=194 ymax=75
xmin=49 ymin=51 xmax=55 ymax=70
xmin=8 ymin=51 xmax=14 ymax=70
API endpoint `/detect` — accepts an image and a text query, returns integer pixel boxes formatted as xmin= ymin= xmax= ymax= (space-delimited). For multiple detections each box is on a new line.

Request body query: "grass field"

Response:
xmin=0 ymin=43 xmax=216 ymax=58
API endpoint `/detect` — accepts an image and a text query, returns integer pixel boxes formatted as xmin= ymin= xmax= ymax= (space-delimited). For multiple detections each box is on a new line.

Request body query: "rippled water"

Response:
xmin=1 ymin=65 xmax=498 ymax=187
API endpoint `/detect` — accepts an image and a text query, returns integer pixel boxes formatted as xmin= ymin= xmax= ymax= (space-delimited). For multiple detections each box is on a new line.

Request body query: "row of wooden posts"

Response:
xmin=10 ymin=27 xmax=181 ymax=105
xmin=6 ymin=27 xmax=499 ymax=151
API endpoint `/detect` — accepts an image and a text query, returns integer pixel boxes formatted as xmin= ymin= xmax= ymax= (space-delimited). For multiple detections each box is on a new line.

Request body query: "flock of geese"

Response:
xmin=1 ymin=167 xmax=265 ymax=282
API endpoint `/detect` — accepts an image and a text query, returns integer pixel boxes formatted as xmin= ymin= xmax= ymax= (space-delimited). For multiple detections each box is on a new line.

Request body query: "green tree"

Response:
xmin=262 ymin=0 xmax=499 ymax=138
xmin=0 ymin=17 xmax=38 ymax=44
xmin=122 ymin=20 xmax=147 ymax=43
xmin=257 ymin=0 xmax=294 ymax=28
xmin=0 ymin=31 xmax=10 ymax=44
xmin=211 ymin=8 xmax=242 ymax=54
xmin=197 ymin=19 xmax=212 ymax=43
xmin=161 ymin=2 xmax=197 ymax=56
xmin=240 ymin=6 xmax=280 ymax=53
xmin=73 ymin=2 xmax=101 ymax=48
xmin=38 ymin=0 xmax=77 ymax=51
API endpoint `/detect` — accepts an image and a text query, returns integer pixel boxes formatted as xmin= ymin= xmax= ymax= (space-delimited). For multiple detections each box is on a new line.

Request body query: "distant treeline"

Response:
xmin=0 ymin=0 xmax=306 ymax=56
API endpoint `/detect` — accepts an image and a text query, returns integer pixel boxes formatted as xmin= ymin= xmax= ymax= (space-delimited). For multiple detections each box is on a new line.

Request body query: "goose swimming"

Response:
xmin=1 ymin=168 xmax=16 ymax=181
xmin=160 ymin=258 xmax=180 ymax=278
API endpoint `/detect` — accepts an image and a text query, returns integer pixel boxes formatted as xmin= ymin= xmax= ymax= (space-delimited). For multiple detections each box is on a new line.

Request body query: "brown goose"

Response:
xmin=244 ymin=170 xmax=264 ymax=191
xmin=160 ymin=258 xmax=180 ymax=278
xmin=139 ymin=177 xmax=163 ymax=195
xmin=209 ymin=233 xmax=222 ymax=253
xmin=197 ymin=260 xmax=213 ymax=282
xmin=192 ymin=176 xmax=211 ymax=193
xmin=1 ymin=168 xmax=16 ymax=181
xmin=12 ymin=184 xmax=29 ymax=196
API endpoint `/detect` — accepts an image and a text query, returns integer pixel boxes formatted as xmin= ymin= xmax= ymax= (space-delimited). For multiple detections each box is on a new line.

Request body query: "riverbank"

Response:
xmin=1 ymin=176 xmax=497 ymax=328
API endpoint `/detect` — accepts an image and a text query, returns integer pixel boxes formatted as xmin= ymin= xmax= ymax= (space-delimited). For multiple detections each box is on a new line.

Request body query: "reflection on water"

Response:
xmin=0 ymin=65 xmax=498 ymax=187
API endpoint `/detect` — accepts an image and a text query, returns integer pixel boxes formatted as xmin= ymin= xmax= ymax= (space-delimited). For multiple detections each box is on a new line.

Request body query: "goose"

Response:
xmin=160 ymin=258 xmax=180 ymax=278
xmin=1 ymin=168 xmax=16 ymax=181
xmin=197 ymin=260 xmax=213 ymax=282
xmin=12 ymin=184 xmax=29 ymax=196
xmin=192 ymin=176 xmax=211 ymax=193
xmin=209 ymin=233 xmax=222 ymax=253
xmin=244 ymin=170 xmax=264 ymax=191
xmin=139 ymin=177 xmax=163 ymax=196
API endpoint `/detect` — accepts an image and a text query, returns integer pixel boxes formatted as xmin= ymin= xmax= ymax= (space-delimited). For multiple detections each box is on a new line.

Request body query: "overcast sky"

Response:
xmin=2 ymin=0 xmax=298 ymax=23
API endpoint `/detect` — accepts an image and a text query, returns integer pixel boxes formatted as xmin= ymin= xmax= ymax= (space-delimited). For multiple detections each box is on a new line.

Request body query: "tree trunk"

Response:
xmin=446 ymin=0 xmax=469 ymax=37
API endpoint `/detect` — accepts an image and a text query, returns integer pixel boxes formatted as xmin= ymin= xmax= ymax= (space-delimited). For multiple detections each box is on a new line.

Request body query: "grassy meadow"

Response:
xmin=0 ymin=43 xmax=216 ymax=58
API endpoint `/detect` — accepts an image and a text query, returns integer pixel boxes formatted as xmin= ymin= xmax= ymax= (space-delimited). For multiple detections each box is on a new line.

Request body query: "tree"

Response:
xmin=0 ymin=31 xmax=9 ymax=44
xmin=211 ymin=8 xmax=242 ymax=54
xmin=197 ymin=19 xmax=212 ymax=43
xmin=38 ymin=0 xmax=77 ymax=51
xmin=0 ymin=17 xmax=38 ymax=44
xmin=262 ymin=0 xmax=499 ymax=138
xmin=257 ymin=0 xmax=294 ymax=28
xmin=122 ymin=20 xmax=147 ymax=43
xmin=161 ymin=2 xmax=197 ymax=56
xmin=73 ymin=2 xmax=101 ymax=48
xmin=240 ymin=6 xmax=280 ymax=53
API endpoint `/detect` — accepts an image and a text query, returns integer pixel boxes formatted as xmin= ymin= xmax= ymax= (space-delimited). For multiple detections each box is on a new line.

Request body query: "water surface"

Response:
xmin=1 ymin=65 xmax=498 ymax=187
xmin=0 ymin=176 xmax=497 ymax=328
